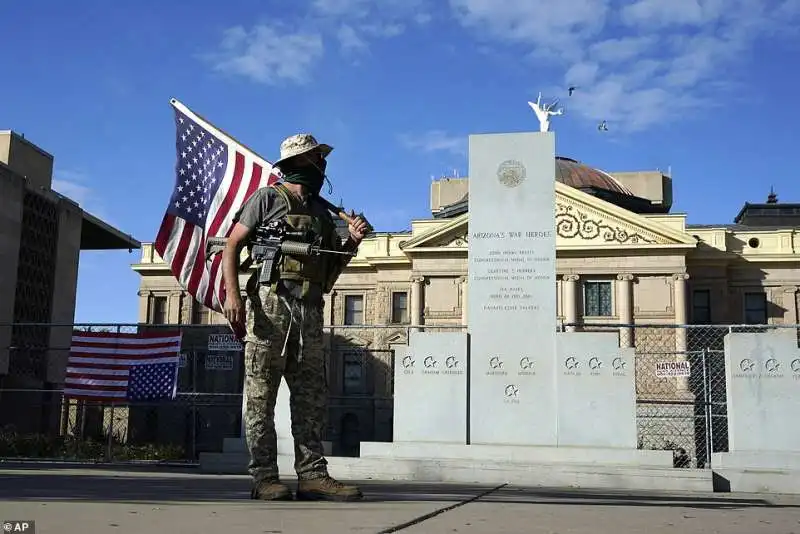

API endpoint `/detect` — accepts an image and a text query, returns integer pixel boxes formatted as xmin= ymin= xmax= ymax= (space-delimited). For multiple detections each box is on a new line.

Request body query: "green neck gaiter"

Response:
xmin=281 ymin=162 xmax=326 ymax=195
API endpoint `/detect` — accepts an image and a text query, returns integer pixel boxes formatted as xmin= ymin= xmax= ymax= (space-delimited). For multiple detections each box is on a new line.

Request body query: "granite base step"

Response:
xmin=198 ymin=451 xmax=713 ymax=492
xmin=360 ymin=441 xmax=675 ymax=467
xmin=711 ymin=451 xmax=800 ymax=494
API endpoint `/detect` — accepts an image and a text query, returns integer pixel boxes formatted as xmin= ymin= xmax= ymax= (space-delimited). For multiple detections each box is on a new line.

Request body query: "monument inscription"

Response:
xmin=393 ymin=331 xmax=468 ymax=444
xmin=724 ymin=331 xmax=800 ymax=452
xmin=468 ymin=132 xmax=557 ymax=446
xmin=556 ymin=332 xmax=638 ymax=448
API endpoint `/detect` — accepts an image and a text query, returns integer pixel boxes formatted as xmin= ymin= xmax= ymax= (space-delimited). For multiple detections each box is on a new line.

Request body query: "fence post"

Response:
xmin=191 ymin=348 xmax=197 ymax=461
xmin=105 ymin=403 xmax=114 ymax=462
xmin=105 ymin=323 xmax=123 ymax=462
xmin=701 ymin=348 xmax=711 ymax=468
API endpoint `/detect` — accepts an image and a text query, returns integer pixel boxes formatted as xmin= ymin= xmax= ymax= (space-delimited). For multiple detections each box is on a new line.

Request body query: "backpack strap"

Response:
xmin=270 ymin=182 xmax=296 ymax=212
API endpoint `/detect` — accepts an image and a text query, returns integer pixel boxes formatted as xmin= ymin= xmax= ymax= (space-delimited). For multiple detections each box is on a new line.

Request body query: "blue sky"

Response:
xmin=2 ymin=0 xmax=799 ymax=324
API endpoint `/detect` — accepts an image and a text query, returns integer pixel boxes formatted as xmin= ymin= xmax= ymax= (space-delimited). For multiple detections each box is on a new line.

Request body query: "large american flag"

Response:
xmin=154 ymin=99 xmax=278 ymax=316
xmin=64 ymin=330 xmax=183 ymax=403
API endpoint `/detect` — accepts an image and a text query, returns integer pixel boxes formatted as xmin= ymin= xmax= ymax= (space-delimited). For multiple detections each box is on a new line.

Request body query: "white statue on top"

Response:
xmin=528 ymin=92 xmax=564 ymax=132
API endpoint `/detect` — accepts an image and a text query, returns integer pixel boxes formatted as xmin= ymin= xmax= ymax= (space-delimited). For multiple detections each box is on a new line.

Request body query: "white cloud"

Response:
xmin=414 ymin=13 xmax=433 ymax=25
xmin=450 ymin=0 xmax=609 ymax=61
xmin=588 ymin=37 xmax=655 ymax=64
xmin=203 ymin=24 xmax=324 ymax=85
xmin=398 ymin=130 xmax=467 ymax=156
xmin=335 ymin=22 xmax=406 ymax=57
xmin=337 ymin=24 xmax=369 ymax=54
xmin=311 ymin=0 xmax=431 ymax=54
xmin=449 ymin=0 xmax=800 ymax=132
xmin=203 ymin=2 xmax=431 ymax=78
xmin=312 ymin=0 xmax=371 ymax=17
xmin=620 ymin=0 xmax=726 ymax=27
xmin=51 ymin=170 xmax=93 ymax=207
xmin=51 ymin=170 xmax=119 ymax=227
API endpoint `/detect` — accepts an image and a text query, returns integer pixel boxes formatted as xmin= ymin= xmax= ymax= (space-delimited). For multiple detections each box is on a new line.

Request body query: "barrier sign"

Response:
xmin=655 ymin=360 xmax=691 ymax=378
xmin=205 ymin=353 xmax=234 ymax=371
xmin=208 ymin=333 xmax=242 ymax=351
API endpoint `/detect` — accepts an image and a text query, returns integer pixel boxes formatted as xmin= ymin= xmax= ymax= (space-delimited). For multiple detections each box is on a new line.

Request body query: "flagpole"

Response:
xmin=168 ymin=98 xmax=364 ymax=229
xmin=169 ymin=98 xmax=274 ymax=167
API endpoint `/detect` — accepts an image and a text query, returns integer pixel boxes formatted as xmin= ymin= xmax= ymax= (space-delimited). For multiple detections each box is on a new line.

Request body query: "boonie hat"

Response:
xmin=274 ymin=133 xmax=333 ymax=166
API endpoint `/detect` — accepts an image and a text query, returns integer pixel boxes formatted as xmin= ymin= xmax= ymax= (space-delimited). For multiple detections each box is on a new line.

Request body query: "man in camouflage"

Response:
xmin=221 ymin=134 xmax=370 ymax=502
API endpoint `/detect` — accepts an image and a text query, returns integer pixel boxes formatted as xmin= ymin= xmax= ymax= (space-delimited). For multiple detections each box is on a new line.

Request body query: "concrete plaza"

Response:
xmin=1 ymin=463 xmax=800 ymax=534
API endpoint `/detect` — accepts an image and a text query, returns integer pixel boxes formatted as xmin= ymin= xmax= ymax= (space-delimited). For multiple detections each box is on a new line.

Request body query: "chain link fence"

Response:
xmin=1 ymin=321 xmax=796 ymax=468
xmin=0 ymin=322 xmax=408 ymax=464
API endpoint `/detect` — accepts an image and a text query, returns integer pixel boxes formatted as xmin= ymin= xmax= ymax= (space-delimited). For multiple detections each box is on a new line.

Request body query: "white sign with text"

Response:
xmin=655 ymin=360 xmax=691 ymax=378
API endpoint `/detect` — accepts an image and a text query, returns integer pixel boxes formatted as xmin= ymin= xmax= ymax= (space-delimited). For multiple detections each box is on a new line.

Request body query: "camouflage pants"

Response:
xmin=243 ymin=284 xmax=329 ymax=483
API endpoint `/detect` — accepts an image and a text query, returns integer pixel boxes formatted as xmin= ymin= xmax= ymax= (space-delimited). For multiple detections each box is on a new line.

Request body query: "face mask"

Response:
xmin=281 ymin=159 xmax=326 ymax=195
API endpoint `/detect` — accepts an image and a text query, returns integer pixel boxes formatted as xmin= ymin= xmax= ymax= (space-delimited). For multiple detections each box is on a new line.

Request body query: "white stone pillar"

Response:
xmin=410 ymin=276 xmax=425 ymax=329
xmin=617 ymin=274 xmax=634 ymax=347
xmin=168 ymin=291 xmax=182 ymax=324
xmin=782 ymin=286 xmax=798 ymax=324
xmin=459 ymin=276 xmax=468 ymax=326
xmin=562 ymin=274 xmax=579 ymax=332
xmin=673 ymin=273 xmax=690 ymax=391
xmin=136 ymin=291 xmax=149 ymax=323
xmin=323 ymin=291 xmax=335 ymax=326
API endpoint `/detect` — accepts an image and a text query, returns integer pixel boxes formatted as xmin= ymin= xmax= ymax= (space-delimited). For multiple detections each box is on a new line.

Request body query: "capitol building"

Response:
xmin=133 ymin=155 xmax=800 ymax=458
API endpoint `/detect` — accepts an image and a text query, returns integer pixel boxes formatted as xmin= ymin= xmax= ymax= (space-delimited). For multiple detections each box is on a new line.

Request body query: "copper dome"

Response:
xmin=555 ymin=157 xmax=633 ymax=196
xmin=432 ymin=155 xmax=660 ymax=219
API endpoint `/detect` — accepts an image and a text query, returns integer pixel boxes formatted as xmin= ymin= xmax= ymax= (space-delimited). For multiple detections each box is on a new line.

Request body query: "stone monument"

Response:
xmin=353 ymin=123 xmax=706 ymax=491
xmin=711 ymin=330 xmax=800 ymax=493
xmin=467 ymin=131 xmax=558 ymax=446
xmin=392 ymin=330 xmax=468 ymax=443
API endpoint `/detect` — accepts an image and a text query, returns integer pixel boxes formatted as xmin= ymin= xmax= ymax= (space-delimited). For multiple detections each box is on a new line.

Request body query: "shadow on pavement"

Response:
xmin=1 ymin=464 xmax=798 ymax=510
xmin=0 ymin=469 xmax=491 ymax=505
xmin=489 ymin=486 xmax=800 ymax=510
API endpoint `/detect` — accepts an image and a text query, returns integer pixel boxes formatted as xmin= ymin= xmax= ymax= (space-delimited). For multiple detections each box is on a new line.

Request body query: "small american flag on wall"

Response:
xmin=63 ymin=330 xmax=183 ymax=403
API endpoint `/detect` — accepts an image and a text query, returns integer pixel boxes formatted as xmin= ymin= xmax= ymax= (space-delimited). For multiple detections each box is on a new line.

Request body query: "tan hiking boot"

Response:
xmin=250 ymin=479 xmax=292 ymax=501
xmin=295 ymin=476 xmax=363 ymax=501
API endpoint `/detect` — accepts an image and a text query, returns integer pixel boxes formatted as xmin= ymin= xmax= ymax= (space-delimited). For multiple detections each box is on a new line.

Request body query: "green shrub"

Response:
xmin=0 ymin=427 xmax=185 ymax=461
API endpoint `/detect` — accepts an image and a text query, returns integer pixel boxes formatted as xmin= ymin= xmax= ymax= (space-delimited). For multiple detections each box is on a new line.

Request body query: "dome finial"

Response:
xmin=767 ymin=187 xmax=778 ymax=204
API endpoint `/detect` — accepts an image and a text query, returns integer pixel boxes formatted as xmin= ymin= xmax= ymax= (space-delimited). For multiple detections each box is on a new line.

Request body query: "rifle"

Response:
xmin=206 ymin=193 xmax=372 ymax=266
xmin=206 ymin=218 xmax=356 ymax=285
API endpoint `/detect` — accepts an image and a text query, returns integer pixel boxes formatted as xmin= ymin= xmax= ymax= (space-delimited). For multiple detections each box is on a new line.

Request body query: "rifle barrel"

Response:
xmin=280 ymin=240 xmax=355 ymax=257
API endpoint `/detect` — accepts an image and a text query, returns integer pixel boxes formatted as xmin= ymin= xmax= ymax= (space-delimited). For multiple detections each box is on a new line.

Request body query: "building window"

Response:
xmin=692 ymin=289 xmax=711 ymax=324
xmin=583 ymin=281 xmax=612 ymax=317
xmin=151 ymin=296 xmax=168 ymax=325
xmin=342 ymin=352 xmax=364 ymax=394
xmin=744 ymin=292 xmax=767 ymax=324
xmin=391 ymin=292 xmax=408 ymax=324
xmin=192 ymin=305 xmax=211 ymax=325
xmin=344 ymin=295 xmax=364 ymax=325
